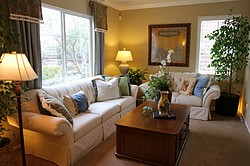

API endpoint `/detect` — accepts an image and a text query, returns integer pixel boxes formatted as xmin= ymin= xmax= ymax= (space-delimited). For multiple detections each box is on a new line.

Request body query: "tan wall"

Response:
xmin=42 ymin=0 xmax=90 ymax=15
xmin=104 ymin=8 xmax=120 ymax=76
xmin=114 ymin=0 xmax=250 ymax=75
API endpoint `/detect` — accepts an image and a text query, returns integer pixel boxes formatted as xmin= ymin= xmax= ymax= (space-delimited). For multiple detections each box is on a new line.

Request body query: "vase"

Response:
xmin=157 ymin=90 xmax=171 ymax=115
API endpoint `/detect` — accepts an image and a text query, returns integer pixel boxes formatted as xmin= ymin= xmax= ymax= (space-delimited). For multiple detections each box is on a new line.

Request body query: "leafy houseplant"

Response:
xmin=206 ymin=13 xmax=250 ymax=116
xmin=128 ymin=67 xmax=148 ymax=85
xmin=0 ymin=2 xmax=20 ymax=148
xmin=0 ymin=81 xmax=16 ymax=147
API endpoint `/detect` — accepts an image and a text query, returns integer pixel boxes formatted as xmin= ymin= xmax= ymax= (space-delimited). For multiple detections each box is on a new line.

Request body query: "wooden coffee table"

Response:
xmin=115 ymin=100 xmax=190 ymax=166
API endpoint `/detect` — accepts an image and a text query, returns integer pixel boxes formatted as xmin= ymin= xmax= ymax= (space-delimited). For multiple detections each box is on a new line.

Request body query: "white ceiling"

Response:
xmin=99 ymin=0 xmax=236 ymax=10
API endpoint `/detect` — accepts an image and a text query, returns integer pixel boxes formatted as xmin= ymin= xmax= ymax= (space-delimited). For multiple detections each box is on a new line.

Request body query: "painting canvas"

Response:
xmin=148 ymin=23 xmax=191 ymax=67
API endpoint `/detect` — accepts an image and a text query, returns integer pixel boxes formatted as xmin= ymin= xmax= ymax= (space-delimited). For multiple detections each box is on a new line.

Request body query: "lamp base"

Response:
xmin=119 ymin=63 xmax=129 ymax=74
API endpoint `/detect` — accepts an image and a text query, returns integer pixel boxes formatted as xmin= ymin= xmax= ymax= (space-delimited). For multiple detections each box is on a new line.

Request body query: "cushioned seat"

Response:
xmin=175 ymin=94 xmax=202 ymax=106
xmin=87 ymin=102 xmax=120 ymax=123
xmin=73 ymin=113 xmax=101 ymax=141
xmin=104 ymin=96 xmax=134 ymax=110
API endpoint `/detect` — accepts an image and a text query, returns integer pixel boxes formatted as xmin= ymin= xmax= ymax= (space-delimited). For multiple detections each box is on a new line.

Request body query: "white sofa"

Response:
xmin=139 ymin=72 xmax=220 ymax=121
xmin=8 ymin=76 xmax=138 ymax=166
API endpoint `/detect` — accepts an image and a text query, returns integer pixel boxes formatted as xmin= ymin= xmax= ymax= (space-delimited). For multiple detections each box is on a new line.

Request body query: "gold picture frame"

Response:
xmin=148 ymin=23 xmax=191 ymax=67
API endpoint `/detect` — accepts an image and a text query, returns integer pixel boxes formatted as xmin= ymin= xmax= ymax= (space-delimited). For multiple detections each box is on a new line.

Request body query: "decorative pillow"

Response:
xmin=92 ymin=77 xmax=120 ymax=101
xmin=63 ymin=91 xmax=89 ymax=116
xmin=37 ymin=92 xmax=73 ymax=125
xmin=103 ymin=75 xmax=131 ymax=96
xmin=193 ymin=76 xmax=210 ymax=98
xmin=179 ymin=77 xmax=197 ymax=95
xmin=63 ymin=95 xmax=78 ymax=116
xmin=37 ymin=97 xmax=53 ymax=116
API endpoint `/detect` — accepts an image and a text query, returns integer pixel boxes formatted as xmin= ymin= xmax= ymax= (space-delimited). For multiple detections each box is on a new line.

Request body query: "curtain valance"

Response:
xmin=89 ymin=0 xmax=107 ymax=33
xmin=8 ymin=0 xmax=43 ymax=24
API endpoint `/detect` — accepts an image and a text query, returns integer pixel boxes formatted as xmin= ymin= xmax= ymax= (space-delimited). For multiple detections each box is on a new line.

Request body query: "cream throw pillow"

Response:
xmin=63 ymin=95 xmax=78 ymax=116
xmin=179 ymin=77 xmax=197 ymax=95
xmin=92 ymin=77 xmax=120 ymax=101
xmin=37 ymin=91 xmax=73 ymax=125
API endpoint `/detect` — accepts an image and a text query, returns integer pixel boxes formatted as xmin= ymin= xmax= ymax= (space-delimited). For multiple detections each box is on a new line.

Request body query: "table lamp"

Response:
xmin=115 ymin=48 xmax=133 ymax=74
xmin=0 ymin=52 xmax=38 ymax=166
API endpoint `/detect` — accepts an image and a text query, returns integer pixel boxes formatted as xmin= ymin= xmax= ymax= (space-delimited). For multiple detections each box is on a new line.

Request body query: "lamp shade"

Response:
xmin=115 ymin=48 xmax=133 ymax=63
xmin=0 ymin=52 xmax=38 ymax=81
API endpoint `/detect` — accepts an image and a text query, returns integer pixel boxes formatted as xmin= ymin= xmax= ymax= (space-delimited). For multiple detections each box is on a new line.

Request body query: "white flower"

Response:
xmin=167 ymin=49 xmax=174 ymax=63
xmin=161 ymin=60 xmax=166 ymax=66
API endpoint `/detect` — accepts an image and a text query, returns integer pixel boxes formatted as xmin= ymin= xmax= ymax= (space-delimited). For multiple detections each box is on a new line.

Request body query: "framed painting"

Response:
xmin=148 ymin=23 xmax=191 ymax=67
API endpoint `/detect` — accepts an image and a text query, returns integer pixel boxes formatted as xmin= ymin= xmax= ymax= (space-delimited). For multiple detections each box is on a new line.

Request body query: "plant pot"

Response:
xmin=215 ymin=93 xmax=240 ymax=117
xmin=0 ymin=138 xmax=16 ymax=166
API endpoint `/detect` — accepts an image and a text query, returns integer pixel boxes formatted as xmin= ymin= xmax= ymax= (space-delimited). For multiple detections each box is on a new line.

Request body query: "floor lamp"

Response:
xmin=0 ymin=52 xmax=38 ymax=166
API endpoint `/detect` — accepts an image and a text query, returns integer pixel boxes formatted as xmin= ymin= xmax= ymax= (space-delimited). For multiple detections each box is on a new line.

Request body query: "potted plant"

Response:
xmin=0 ymin=3 xmax=20 ymax=164
xmin=206 ymin=12 xmax=250 ymax=116
xmin=128 ymin=67 xmax=148 ymax=85
xmin=142 ymin=55 xmax=173 ymax=113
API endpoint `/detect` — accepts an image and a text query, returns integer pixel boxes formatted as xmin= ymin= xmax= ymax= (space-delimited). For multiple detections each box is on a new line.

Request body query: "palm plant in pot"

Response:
xmin=206 ymin=13 xmax=250 ymax=116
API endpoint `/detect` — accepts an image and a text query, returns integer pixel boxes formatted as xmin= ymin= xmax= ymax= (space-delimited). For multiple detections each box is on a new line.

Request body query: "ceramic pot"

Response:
xmin=157 ymin=90 xmax=171 ymax=115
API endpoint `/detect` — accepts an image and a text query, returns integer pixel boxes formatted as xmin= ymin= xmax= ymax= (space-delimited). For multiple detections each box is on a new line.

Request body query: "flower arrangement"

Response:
xmin=142 ymin=49 xmax=174 ymax=112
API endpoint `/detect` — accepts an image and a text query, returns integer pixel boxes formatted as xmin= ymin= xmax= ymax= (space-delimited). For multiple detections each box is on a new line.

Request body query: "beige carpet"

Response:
xmin=15 ymin=112 xmax=250 ymax=166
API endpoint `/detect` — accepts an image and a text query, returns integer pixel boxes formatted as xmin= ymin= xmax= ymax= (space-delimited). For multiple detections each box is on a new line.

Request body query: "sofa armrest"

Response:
xmin=139 ymin=82 xmax=149 ymax=94
xmin=8 ymin=112 xmax=74 ymax=142
xmin=202 ymin=84 xmax=221 ymax=108
xmin=130 ymin=84 xmax=139 ymax=101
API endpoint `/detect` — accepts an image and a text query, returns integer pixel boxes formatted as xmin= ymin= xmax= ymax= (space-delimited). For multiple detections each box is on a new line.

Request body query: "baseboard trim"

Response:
xmin=245 ymin=120 xmax=250 ymax=135
xmin=241 ymin=114 xmax=250 ymax=135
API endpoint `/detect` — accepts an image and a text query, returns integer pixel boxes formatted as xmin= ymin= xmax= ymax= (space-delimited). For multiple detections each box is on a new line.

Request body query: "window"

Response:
xmin=40 ymin=5 xmax=93 ymax=86
xmin=196 ymin=16 xmax=230 ymax=75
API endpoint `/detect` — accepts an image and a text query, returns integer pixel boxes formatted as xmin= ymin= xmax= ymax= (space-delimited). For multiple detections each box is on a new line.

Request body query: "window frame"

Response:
xmin=41 ymin=4 xmax=94 ymax=85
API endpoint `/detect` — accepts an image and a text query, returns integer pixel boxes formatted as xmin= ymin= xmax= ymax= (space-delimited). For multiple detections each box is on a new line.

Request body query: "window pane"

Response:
xmin=40 ymin=7 xmax=63 ymax=86
xmin=40 ymin=5 xmax=93 ymax=86
xmin=65 ymin=14 xmax=91 ymax=82
xmin=197 ymin=18 xmax=225 ymax=75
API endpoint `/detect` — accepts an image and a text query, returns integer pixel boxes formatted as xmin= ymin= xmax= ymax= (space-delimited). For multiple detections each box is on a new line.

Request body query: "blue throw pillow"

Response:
xmin=193 ymin=76 xmax=210 ymax=98
xmin=72 ymin=91 xmax=89 ymax=114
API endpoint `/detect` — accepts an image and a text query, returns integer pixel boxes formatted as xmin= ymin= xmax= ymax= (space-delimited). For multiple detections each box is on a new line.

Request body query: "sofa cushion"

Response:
xmin=176 ymin=94 xmax=202 ymax=106
xmin=193 ymin=76 xmax=210 ymax=98
xmin=104 ymin=96 xmax=134 ymax=111
xmin=87 ymin=102 xmax=120 ymax=123
xmin=106 ymin=96 xmax=135 ymax=111
xmin=170 ymin=72 xmax=196 ymax=92
xmin=92 ymin=77 xmax=121 ymax=102
xmin=63 ymin=95 xmax=78 ymax=116
xmin=37 ymin=96 xmax=53 ymax=116
xmin=73 ymin=113 xmax=101 ymax=141
xmin=63 ymin=91 xmax=89 ymax=116
xmin=37 ymin=91 xmax=73 ymax=125
xmin=179 ymin=77 xmax=197 ymax=95
xmin=103 ymin=75 xmax=131 ymax=96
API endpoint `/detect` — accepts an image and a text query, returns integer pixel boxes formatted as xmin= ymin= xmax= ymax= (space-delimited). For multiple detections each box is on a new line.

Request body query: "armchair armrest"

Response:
xmin=130 ymin=84 xmax=139 ymax=101
xmin=202 ymin=84 xmax=221 ymax=108
xmin=8 ymin=111 xmax=74 ymax=143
